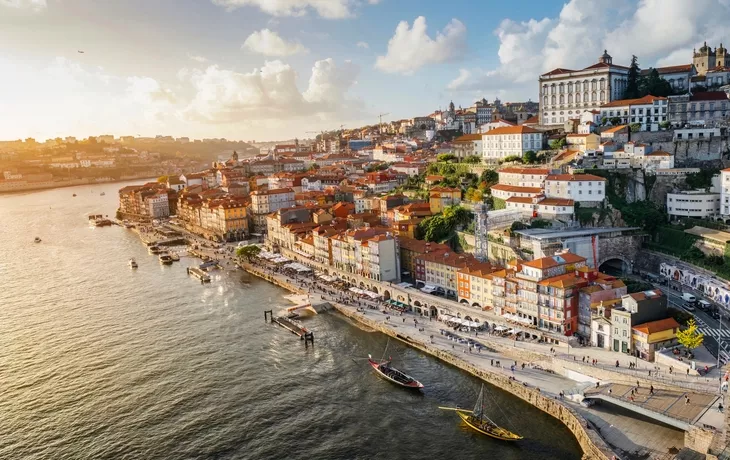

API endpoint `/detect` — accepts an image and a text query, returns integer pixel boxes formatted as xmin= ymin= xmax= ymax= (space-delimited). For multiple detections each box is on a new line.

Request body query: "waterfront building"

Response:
xmin=457 ymin=262 xmax=498 ymax=309
xmin=539 ymin=51 xmax=629 ymax=127
xmin=577 ymin=270 xmax=627 ymax=340
xmin=251 ymin=188 xmax=296 ymax=233
xmin=416 ymin=251 xmax=480 ymax=298
xmin=118 ymin=182 xmax=173 ymax=219
xmin=631 ymin=317 xmax=680 ymax=362
xmin=397 ymin=237 xmax=450 ymax=282
xmin=330 ymin=228 xmax=399 ymax=282
xmin=611 ymin=290 xmax=668 ymax=354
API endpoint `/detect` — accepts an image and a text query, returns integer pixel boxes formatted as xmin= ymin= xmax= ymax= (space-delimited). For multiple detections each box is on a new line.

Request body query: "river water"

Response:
xmin=0 ymin=182 xmax=583 ymax=460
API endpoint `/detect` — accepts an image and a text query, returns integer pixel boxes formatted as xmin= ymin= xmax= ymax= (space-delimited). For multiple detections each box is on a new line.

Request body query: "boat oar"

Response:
xmin=438 ymin=407 xmax=473 ymax=412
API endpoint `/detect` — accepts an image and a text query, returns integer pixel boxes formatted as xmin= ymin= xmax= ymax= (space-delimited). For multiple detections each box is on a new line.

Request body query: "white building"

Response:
xmin=479 ymin=119 xmax=515 ymax=133
xmin=490 ymin=184 xmax=543 ymax=201
xmin=721 ymin=168 xmax=730 ymax=216
xmin=539 ymin=50 xmax=630 ymax=126
xmin=600 ymin=95 xmax=669 ymax=132
xmin=544 ymin=174 xmax=606 ymax=205
xmin=674 ymin=127 xmax=722 ymax=141
xmin=148 ymin=193 xmax=170 ymax=218
xmin=497 ymin=167 xmax=550 ymax=188
xmin=667 ymin=190 xmax=720 ymax=220
xmin=505 ymin=196 xmax=575 ymax=220
xmin=481 ymin=126 xmax=543 ymax=162
xmin=640 ymin=64 xmax=695 ymax=92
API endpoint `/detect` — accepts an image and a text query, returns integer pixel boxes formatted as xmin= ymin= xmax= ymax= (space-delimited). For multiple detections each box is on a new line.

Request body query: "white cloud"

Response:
xmin=0 ymin=0 xmax=46 ymax=11
xmin=448 ymin=0 xmax=730 ymax=98
xmin=375 ymin=16 xmax=466 ymax=75
xmin=242 ymin=29 xmax=308 ymax=57
xmin=212 ymin=0 xmax=353 ymax=19
xmin=356 ymin=41 xmax=369 ymax=49
xmin=188 ymin=54 xmax=208 ymax=63
xmin=181 ymin=58 xmax=362 ymax=124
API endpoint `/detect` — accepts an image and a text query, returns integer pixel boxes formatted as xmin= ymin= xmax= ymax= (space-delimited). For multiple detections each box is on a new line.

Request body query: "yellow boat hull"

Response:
xmin=456 ymin=411 xmax=523 ymax=441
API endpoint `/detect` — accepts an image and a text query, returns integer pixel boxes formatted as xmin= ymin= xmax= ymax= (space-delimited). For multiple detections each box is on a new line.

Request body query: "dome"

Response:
xmin=599 ymin=50 xmax=612 ymax=64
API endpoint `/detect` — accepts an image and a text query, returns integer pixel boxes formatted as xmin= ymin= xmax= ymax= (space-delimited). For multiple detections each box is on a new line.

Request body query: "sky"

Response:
xmin=1 ymin=0 xmax=730 ymax=142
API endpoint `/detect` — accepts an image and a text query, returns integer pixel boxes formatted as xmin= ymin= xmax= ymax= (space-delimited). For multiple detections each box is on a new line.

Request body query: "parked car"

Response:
xmin=682 ymin=293 xmax=697 ymax=304
xmin=698 ymin=300 xmax=712 ymax=311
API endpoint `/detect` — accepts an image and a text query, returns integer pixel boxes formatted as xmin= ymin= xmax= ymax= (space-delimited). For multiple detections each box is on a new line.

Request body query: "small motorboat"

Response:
xmin=34 ymin=237 xmax=42 ymax=243
xmin=100 ymin=192 xmax=105 ymax=196
xmin=159 ymin=254 xmax=174 ymax=265
xmin=148 ymin=246 xmax=163 ymax=255
xmin=439 ymin=384 xmax=523 ymax=441
xmin=72 ymin=193 xmax=77 ymax=197
xmin=129 ymin=258 xmax=138 ymax=269
xmin=170 ymin=253 xmax=180 ymax=262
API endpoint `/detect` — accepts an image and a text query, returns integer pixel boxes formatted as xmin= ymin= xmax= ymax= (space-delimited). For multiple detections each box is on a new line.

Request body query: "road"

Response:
xmin=660 ymin=282 xmax=730 ymax=364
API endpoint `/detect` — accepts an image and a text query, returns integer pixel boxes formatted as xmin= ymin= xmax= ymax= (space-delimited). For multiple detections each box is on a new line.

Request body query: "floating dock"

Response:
xmin=264 ymin=310 xmax=314 ymax=344
xmin=187 ymin=267 xmax=211 ymax=283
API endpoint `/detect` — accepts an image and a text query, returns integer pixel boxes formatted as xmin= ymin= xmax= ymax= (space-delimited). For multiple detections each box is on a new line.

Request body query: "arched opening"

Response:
xmin=460 ymin=299 xmax=469 ymax=304
xmin=414 ymin=301 xmax=422 ymax=307
xmin=430 ymin=306 xmax=438 ymax=317
xmin=359 ymin=281 xmax=365 ymax=288
xmin=397 ymin=295 xmax=405 ymax=302
xmin=464 ymin=315 xmax=473 ymax=321
xmin=472 ymin=302 xmax=481 ymax=309
xmin=324 ymin=268 xmax=329 ymax=275
xmin=383 ymin=290 xmax=391 ymax=300
xmin=599 ymin=258 xmax=629 ymax=276
xmin=416 ymin=281 xmax=425 ymax=288
xmin=371 ymin=286 xmax=378 ymax=295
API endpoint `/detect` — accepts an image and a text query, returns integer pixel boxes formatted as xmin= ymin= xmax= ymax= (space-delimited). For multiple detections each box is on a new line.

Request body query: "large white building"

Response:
xmin=667 ymin=190 xmax=720 ymax=220
xmin=481 ymin=126 xmax=543 ymax=162
xmin=600 ymin=95 xmax=668 ymax=131
xmin=544 ymin=174 xmax=606 ymax=205
xmin=721 ymin=169 xmax=730 ymax=217
xmin=539 ymin=51 xmax=630 ymax=126
xmin=497 ymin=167 xmax=550 ymax=188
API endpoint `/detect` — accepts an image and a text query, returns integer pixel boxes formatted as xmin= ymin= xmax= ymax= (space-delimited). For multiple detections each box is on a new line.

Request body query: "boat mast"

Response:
xmin=379 ymin=338 xmax=390 ymax=364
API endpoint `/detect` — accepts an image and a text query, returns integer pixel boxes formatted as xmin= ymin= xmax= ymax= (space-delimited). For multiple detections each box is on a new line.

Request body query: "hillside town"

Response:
xmin=108 ymin=45 xmax=730 ymax=373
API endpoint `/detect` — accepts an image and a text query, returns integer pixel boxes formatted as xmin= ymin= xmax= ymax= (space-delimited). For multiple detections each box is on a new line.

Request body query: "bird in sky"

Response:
xmin=77 ymin=50 xmax=85 ymax=54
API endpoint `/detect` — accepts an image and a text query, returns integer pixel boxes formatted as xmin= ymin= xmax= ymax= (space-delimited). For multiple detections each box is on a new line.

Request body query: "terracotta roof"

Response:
xmin=601 ymin=95 xmax=667 ymax=108
xmin=566 ymin=133 xmax=597 ymax=138
xmin=454 ymin=134 xmax=483 ymax=142
xmin=397 ymin=236 xmax=451 ymax=254
xmin=645 ymin=150 xmax=672 ymax=157
xmin=499 ymin=167 xmax=550 ymax=175
xmin=522 ymin=252 xmax=586 ymax=269
xmin=490 ymin=184 xmax=543 ymax=194
xmin=538 ymin=198 xmax=574 ymax=206
xmin=628 ymin=289 xmax=664 ymax=301
xmin=538 ymin=273 xmax=585 ymax=289
xmin=690 ymin=91 xmax=729 ymax=101
xmin=633 ymin=317 xmax=680 ymax=335
xmin=541 ymin=68 xmax=576 ymax=76
xmin=640 ymin=64 xmax=693 ymax=75
xmin=458 ymin=262 xmax=498 ymax=278
xmin=483 ymin=126 xmax=542 ymax=135
xmin=545 ymin=174 xmax=606 ymax=182
xmin=523 ymin=115 xmax=540 ymax=124
xmin=417 ymin=251 xmax=479 ymax=268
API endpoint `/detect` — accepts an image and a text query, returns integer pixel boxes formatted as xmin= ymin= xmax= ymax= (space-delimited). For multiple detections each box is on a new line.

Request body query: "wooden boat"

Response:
xmin=367 ymin=340 xmax=423 ymax=389
xmin=368 ymin=357 xmax=424 ymax=389
xmin=439 ymin=384 xmax=522 ymax=441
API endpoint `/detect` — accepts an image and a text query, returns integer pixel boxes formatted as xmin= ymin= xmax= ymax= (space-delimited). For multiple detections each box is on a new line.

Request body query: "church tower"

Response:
xmin=694 ymin=41 xmax=716 ymax=76
xmin=718 ymin=43 xmax=728 ymax=68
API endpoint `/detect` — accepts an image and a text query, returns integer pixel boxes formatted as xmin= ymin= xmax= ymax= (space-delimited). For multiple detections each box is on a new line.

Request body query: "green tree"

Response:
xmin=600 ymin=117 xmax=608 ymax=125
xmin=676 ymin=318 xmax=704 ymax=350
xmin=502 ymin=154 xmax=521 ymax=163
xmin=437 ymin=153 xmax=457 ymax=163
xmin=549 ymin=138 xmax=566 ymax=150
xmin=659 ymin=120 xmax=671 ymax=130
xmin=480 ymin=169 xmax=498 ymax=187
xmin=639 ymin=68 xmax=673 ymax=97
xmin=462 ymin=155 xmax=482 ymax=164
xmin=522 ymin=150 xmax=537 ymax=164
xmin=610 ymin=117 xmax=621 ymax=126
xmin=624 ymin=55 xmax=641 ymax=99
xmin=236 ymin=245 xmax=261 ymax=261
xmin=629 ymin=123 xmax=641 ymax=132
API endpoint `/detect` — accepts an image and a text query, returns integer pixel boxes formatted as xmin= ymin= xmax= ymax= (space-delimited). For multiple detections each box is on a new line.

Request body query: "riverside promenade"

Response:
xmin=239 ymin=256 xmax=730 ymax=460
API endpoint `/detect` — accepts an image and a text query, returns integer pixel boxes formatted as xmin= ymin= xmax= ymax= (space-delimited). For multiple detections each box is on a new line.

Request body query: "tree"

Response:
xmin=659 ymin=121 xmax=671 ymax=130
xmin=549 ymin=138 xmax=566 ymax=150
xmin=624 ymin=55 xmax=641 ymax=99
xmin=639 ymin=69 xmax=673 ymax=97
xmin=676 ymin=318 xmax=704 ymax=350
xmin=157 ymin=175 xmax=169 ymax=183
xmin=465 ymin=187 xmax=484 ymax=202
xmin=610 ymin=117 xmax=621 ymax=126
xmin=600 ymin=117 xmax=608 ymax=126
xmin=437 ymin=153 xmax=457 ymax=163
xmin=480 ymin=169 xmax=498 ymax=187
xmin=462 ymin=155 xmax=482 ymax=164
xmin=629 ymin=123 xmax=641 ymax=132
xmin=502 ymin=154 xmax=521 ymax=163
xmin=522 ymin=150 xmax=537 ymax=164
xmin=236 ymin=245 xmax=261 ymax=261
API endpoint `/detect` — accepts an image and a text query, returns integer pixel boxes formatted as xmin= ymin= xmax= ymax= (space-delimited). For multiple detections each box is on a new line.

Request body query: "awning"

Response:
xmin=420 ymin=284 xmax=438 ymax=293
xmin=494 ymin=325 xmax=507 ymax=332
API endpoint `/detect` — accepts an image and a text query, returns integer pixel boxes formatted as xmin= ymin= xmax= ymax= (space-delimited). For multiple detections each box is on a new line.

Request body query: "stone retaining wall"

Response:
xmin=330 ymin=303 xmax=614 ymax=460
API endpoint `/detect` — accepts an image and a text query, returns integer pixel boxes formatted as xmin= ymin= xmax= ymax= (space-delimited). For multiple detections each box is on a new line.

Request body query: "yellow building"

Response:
xmin=632 ymin=317 xmax=680 ymax=361
xmin=429 ymin=186 xmax=462 ymax=214
xmin=566 ymin=133 xmax=600 ymax=152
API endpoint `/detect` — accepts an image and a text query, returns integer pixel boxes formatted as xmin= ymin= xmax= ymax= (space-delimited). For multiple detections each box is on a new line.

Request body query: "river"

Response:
xmin=0 ymin=182 xmax=583 ymax=459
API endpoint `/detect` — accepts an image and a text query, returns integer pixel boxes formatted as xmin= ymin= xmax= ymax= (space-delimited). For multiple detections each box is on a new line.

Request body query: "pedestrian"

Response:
xmin=491 ymin=359 xmax=494 ymax=366
xmin=596 ymin=382 xmax=600 ymax=389
xmin=669 ymin=366 xmax=673 ymax=375
xmin=650 ymin=385 xmax=654 ymax=395
xmin=631 ymin=389 xmax=634 ymax=397
xmin=687 ymin=369 xmax=690 ymax=376
xmin=630 ymin=395 xmax=635 ymax=402
xmin=636 ymin=380 xmax=640 ymax=388
xmin=608 ymin=388 xmax=612 ymax=396
xmin=686 ymin=396 xmax=691 ymax=406
xmin=616 ymin=360 xmax=619 ymax=368
xmin=582 ymin=356 xmax=585 ymax=363
xmin=719 ymin=402 xmax=724 ymax=413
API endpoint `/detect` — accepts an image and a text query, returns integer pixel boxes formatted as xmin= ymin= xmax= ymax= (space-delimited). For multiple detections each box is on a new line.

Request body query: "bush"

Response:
xmin=629 ymin=123 xmax=641 ymax=132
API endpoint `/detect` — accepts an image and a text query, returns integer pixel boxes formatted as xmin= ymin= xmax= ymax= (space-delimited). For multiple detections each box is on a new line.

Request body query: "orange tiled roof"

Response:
xmin=601 ymin=95 xmax=667 ymax=108
xmin=483 ymin=125 xmax=542 ymax=136
xmin=545 ymin=174 xmax=606 ymax=182
xmin=633 ymin=317 xmax=680 ymax=335
xmin=522 ymin=252 xmax=586 ymax=269
xmin=490 ymin=184 xmax=543 ymax=194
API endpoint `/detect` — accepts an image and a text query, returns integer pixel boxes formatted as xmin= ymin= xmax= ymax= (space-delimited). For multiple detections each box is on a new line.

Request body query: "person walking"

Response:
xmin=649 ymin=385 xmax=654 ymax=396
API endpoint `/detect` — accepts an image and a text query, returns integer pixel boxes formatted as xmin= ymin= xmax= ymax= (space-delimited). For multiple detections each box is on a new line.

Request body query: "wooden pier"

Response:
xmin=265 ymin=309 xmax=314 ymax=345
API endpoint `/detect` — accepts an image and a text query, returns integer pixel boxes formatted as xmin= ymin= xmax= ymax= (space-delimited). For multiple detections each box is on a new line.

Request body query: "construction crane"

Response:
xmin=377 ymin=112 xmax=390 ymax=132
